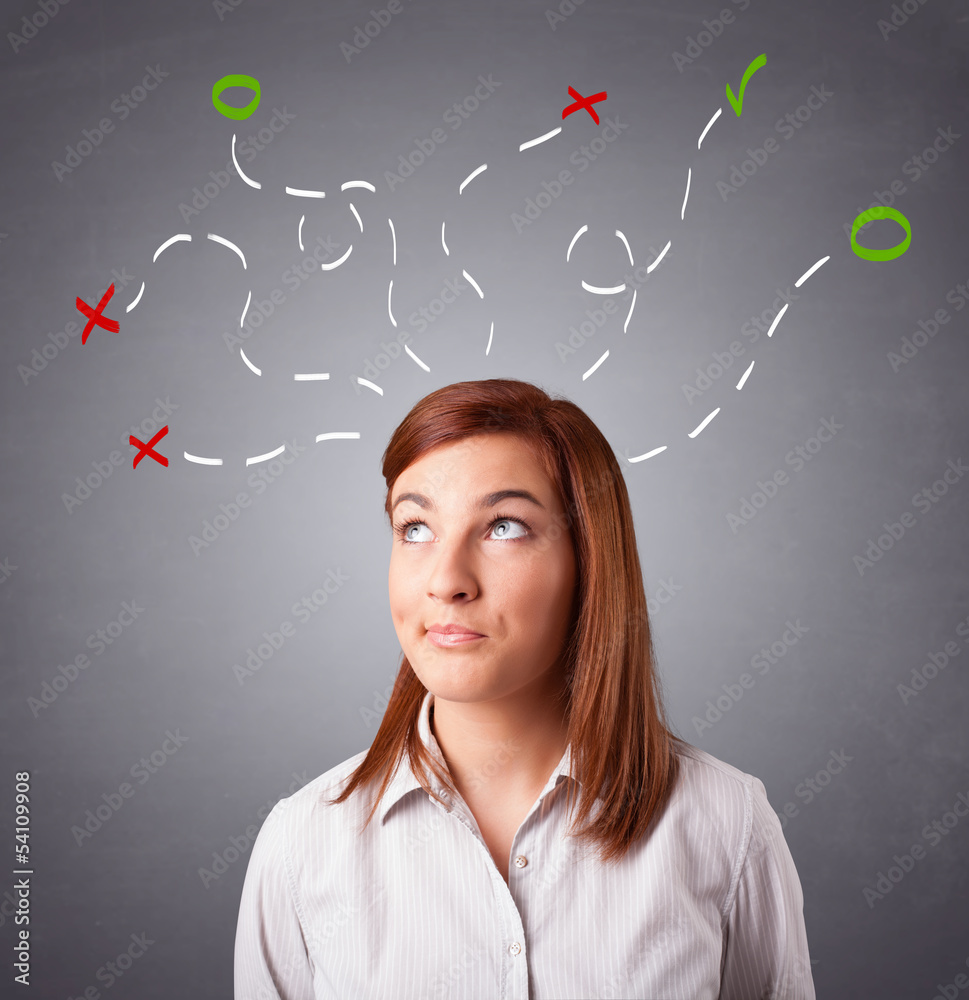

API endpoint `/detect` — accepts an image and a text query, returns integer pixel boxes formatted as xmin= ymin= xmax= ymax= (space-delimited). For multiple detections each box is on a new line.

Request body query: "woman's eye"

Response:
xmin=490 ymin=518 xmax=527 ymax=540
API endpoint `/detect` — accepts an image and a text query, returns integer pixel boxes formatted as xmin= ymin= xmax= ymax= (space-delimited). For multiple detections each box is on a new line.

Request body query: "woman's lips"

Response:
xmin=426 ymin=630 xmax=485 ymax=648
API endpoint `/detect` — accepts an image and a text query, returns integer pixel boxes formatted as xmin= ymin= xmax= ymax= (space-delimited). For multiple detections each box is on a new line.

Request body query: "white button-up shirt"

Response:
xmin=235 ymin=691 xmax=816 ymax=999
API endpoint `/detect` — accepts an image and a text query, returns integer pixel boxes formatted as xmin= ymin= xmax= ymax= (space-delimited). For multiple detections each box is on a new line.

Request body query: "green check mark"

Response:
xmin=726 ymin=54 xmax=766 ymax=117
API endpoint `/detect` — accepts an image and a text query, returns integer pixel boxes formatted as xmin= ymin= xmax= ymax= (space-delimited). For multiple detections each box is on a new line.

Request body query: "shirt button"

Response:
xmin=514 ymin=855 xmax=527 ymax=868
xmin=509 ymin=942 xmax=521 ymax=956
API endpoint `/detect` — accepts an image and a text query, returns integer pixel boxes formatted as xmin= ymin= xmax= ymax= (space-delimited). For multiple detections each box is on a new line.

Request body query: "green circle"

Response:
xmin=850 ymin=205 xmax=912 ymax=261
xmin=212 ymin=74 xmax=261 ymax=121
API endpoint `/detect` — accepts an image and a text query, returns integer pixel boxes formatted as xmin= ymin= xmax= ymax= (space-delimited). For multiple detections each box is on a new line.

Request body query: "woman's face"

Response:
xmin=388 ymin=433 xmax=577 ymax=708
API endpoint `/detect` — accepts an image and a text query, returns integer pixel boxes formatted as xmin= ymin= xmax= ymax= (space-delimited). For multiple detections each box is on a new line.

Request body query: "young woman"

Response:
xmin=234 ymin=378 xmax=816 ymax=999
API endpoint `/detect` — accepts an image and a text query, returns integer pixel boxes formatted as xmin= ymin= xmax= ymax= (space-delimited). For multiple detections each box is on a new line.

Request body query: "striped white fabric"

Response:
xmin=234 ymin=691 xmax=816 ymax=999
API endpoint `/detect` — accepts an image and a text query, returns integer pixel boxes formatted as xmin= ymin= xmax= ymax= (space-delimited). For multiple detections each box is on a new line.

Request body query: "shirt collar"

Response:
xmin=376 ymin=690 xmax=581 ymax=825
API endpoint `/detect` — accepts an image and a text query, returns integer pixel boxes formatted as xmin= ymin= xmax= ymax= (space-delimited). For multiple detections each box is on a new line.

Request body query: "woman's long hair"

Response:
xmin=325 ymin=378 xmax=687 ymax=866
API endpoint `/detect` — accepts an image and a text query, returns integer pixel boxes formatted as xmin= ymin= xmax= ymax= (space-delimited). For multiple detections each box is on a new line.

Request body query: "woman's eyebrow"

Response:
xmin=391 ymin=489 xmax=547 ymax=512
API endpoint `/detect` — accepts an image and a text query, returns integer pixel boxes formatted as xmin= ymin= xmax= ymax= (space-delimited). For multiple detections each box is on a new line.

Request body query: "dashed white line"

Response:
xmin=519 ymin=127 xmax=562 ymax=152
xmin=688 ymin=408 xmax=720 ymax=438
xmin=581 ymin=280 xmax=625 ymax=295
xmin=232 ymin=135 xmax=261 ymax=189
xmin=207 ymin=233 xmax=247 ymax=269
xmin=246 ymin=443 xmax=287 ymax=466
xmin=184 ymin=453 xmax=224 ymax=466
xmin=681 ymin=167 xmax=692 ymax=221
xmin=698 ymin=108 xmax=722 ymax=149
xmin=459 ymin=163 xmax=487 ymax=195
xmin=463 ymin=269 xmax=484 ymax=299
xmin=319 ymin=245 xmax=353 ymax=270
xmin=341 ymin=180 xmax=375 ymax=192
xmin=795 ymin=255 xmax=830 ymax=287
xmin=153 ymin=234 xmax=190 ymax=262
xmin=285 ymin=187 xmax=326 ymax=198
xmin=566 ymin=225 xmax=588 ymax=263
xmin=405 ymin=343 xmax=430 ymax=372
xmin=616 ymin=230 xmax=634 ymax=266
xmin=582 ymin=350 xmax=609 ymax=380
xmin=125 ymin=281 xmax=145 ymax=313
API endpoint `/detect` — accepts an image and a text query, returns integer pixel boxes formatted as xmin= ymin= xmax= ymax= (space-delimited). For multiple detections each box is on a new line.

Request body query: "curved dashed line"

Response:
xmin=689 ymin=409 xmax=720 ymax=438
xmin=616 ymin=230 xmax=634 ymax=266
xmin=486 ymin=320 xmax=494 ymax=356
xmin=389 ymin=218 xmax=397 ymax=266
xmin=463 ymin=269 xmax=484 ymax=299
xmin=342 ymin=180 xmax=375 ymax=192
xmin=153 ymin=234 xmax=190 ymax=262
xmin=405 ymin=343 xmax=430 ymax=372
xmin=240 ymin=289 xmax=252 ymax=327
xmin=766 ymin=304 xmax=788 ymax=338
xmin=231 ymin=135 xmax=261 ymax=189
xmin=698 ymin=108 xmax=722 ymax=149
xmin=184 ymin=453 xmax=224 ymax=466
xmin=442 ymin=221 xmax=449 ymax=256
xmin=623 ymin=288 xmax=637 ymax=334
xmin=298 ymin=214 xmax=305 ymax=251
xmin=681 ymin=167 xmax=692 ymax=221
xmin=566 ymin=225 xmax=588 ymax=263
xmin=125 ymin=281 xmax=145 ymax=313
xmin=647 ymin=241 xmax=672 ymax=273
xmin=294 ymin=372 xmax=330 ymax=380
xmin=796 ymin=256 xmax=829 ymax=286
xmin=356 ymin=377 xmax=383 ymax=395
xmin=388 ymin=279 xmax=397 ymax=327
xmin=319 ymin=244 xmax=353 ymax=270
xmin=582 ymin=350 xmax=609 ymax=381
xmin=520 ymin=127 xmax=561 ymax=151
xmin=627 ymin=446 xmax=667 ymax=464
xmin=207 ymin=233 xmax=247 ymax=269
xmin=737 ymin=360 xmax=755 ymax=389
xmin=315 ymin=431 xmax=361 ymax=443
xmin=581 ymin=280 xmax=625 ymax=295
xmin=285 ymin=186 xmax=325 ymax=198
xmin=459 ymin=163 xmax=487 ymax=194
xmin=246 ymin=443 xmax=287 ymax=466
xmin=240 ymin=348 xmax=261 ymax=375
xmin=349 ymin=203 xmax=363 ymax=233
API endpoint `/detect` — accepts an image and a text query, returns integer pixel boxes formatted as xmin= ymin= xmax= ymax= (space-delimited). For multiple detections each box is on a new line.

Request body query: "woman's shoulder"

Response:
xmin=267 ymin=747 xmax=374 ymax=830
xmin=664 ymin=739 xmax=778 ymax=844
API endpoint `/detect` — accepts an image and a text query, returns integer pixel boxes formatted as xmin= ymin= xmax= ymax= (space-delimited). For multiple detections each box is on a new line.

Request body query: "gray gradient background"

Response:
xmin=2 ymin=0 xmax=968 ymax=996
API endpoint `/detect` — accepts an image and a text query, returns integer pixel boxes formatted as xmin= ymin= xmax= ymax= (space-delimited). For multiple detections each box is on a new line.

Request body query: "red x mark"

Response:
xmin=562 ymin=86 xmax=608 ymax=124
xmin=76 ymin=283 xmax=120 ymax=345
xmin=130 ymin=426 xmax=169 ymax=468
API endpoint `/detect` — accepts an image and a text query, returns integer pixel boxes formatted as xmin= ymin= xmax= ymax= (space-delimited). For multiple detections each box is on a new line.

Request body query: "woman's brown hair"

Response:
xmin=325 ymin=377 xmax=687 ymax=867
